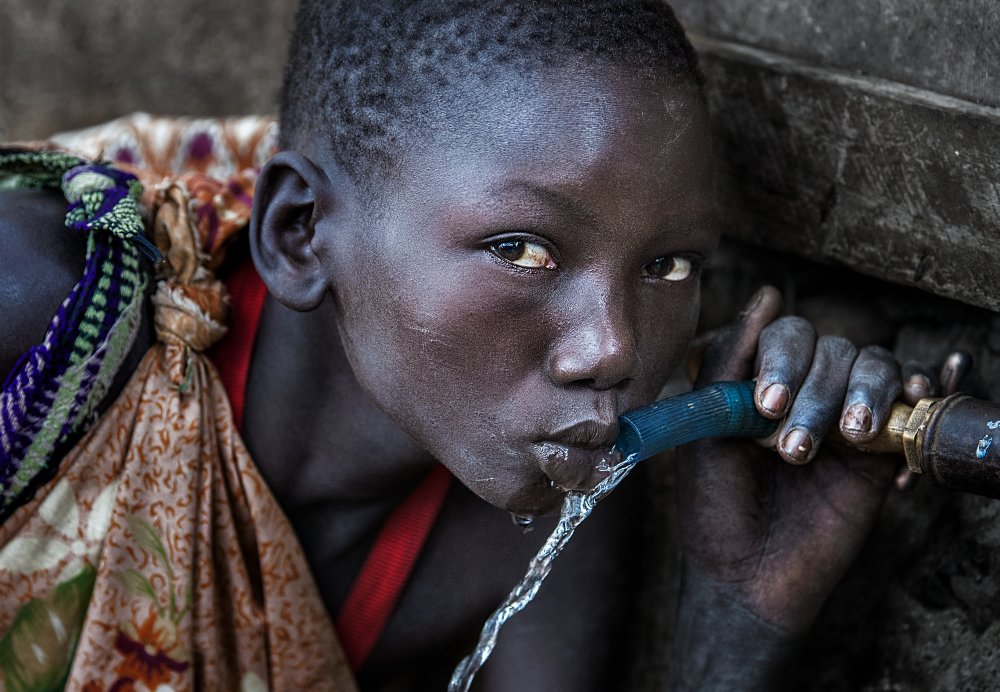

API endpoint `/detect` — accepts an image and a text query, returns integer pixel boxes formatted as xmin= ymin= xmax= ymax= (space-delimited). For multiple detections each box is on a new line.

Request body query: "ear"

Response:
xmin=250 ymin=151 xmax=337 ymax=311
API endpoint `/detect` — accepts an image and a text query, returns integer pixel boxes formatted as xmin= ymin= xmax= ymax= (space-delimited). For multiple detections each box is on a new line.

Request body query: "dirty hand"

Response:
xmin=668 ymin=286 xmax=942 ymax=690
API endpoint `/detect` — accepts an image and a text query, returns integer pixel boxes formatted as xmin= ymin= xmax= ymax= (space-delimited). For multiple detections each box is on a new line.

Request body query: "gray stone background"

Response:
xmin=3 ymin=0 xmax=999 ymax=689
xmin=0 ymin=0 xmax=293 ymax=141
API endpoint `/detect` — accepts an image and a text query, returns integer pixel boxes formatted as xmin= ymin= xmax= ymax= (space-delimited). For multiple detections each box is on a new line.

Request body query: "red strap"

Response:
xmin=210 ymin=257 xmax=453 ymax=672
xmin=211 ymin=258 xmax=268 ymax=430
xmin=335 ymin=463 xmax=453 ymax=670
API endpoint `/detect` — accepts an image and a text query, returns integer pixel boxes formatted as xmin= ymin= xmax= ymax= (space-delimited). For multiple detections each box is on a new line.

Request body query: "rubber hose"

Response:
xmin=616 ymin=381 xmax=779 ymax=463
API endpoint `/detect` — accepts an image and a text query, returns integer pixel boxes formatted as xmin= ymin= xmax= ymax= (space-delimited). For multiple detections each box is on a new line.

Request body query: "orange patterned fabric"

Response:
xmin=0 ymin=346 xmax=356 ymax=691
xmin=50 ymin=113 xmax=277 ymax=180
xmin=0 ymin=116 xmax=357 ymax=691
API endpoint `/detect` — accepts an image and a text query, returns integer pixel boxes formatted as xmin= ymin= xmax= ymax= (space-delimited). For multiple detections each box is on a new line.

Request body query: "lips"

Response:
xmin=534 ymin=419 xmax=622 ymax=491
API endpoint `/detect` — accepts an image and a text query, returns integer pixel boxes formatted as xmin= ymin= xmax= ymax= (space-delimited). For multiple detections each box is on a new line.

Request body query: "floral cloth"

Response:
xmin=52 ymin=113 xmax=277 ymax=271
xmin=0 ymin=115 xmax=357 ymax=691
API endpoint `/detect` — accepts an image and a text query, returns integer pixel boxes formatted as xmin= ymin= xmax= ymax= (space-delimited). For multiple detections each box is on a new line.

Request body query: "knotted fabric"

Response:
xmin=0 ymin=118 xmax=356 ymax=691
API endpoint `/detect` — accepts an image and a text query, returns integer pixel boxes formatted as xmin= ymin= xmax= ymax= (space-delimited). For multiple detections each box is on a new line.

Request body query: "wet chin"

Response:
xmin=405 ymin=420 xmax=568 ymax=516
xmin=500 ymin=481 xmax=566 ymax=518
xmin=450 ymin=459 xmax=566 ymax=518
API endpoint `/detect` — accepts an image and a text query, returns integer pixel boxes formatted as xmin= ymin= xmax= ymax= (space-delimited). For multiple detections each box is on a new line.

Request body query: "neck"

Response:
xmin=242 ymin=293 xmax=436 ymax=507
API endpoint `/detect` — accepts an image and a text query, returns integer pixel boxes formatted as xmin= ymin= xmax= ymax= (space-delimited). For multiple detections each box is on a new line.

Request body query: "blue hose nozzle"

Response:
xmin=615 ymin=381 xmax=779 ymax=463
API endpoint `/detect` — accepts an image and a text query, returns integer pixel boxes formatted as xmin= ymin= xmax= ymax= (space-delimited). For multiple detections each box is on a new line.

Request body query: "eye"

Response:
xmin=489 ymin=240 xmax=558 ymax=270
xmin=644 ymin=255 xmax=693 ymax=282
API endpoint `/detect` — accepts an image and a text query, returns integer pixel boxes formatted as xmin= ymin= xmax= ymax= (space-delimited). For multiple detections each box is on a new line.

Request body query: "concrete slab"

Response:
xmin=694 ymin=34 xmax=1000 ymax=312
xmin=672 ymin=0 xmax=1000 ymax=107
xmin=0 ymin=0 xmax=293 ymax=141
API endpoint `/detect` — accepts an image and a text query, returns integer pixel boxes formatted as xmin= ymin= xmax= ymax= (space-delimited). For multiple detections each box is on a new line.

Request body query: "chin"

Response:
xmin=428 ymin=433 xmax=575 ymax=517
xmin=506 ymin=492 xmax=566 ymax=519
xmin=493 ymin=474 xmax=568 ymax=519
xmin=441 ymin=457 xmax=561 ymax=519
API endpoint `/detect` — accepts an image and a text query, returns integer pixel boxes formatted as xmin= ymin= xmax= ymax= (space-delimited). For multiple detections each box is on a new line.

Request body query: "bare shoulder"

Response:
xmin=0 ymin=188 xmax=87 ymax=377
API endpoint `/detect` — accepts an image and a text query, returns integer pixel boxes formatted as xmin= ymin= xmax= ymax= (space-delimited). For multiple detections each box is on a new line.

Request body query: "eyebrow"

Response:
xmin=495 ymin=178 xmax=718 ymax=249
xmin=494 ymin=179 xmax=600 ymax=227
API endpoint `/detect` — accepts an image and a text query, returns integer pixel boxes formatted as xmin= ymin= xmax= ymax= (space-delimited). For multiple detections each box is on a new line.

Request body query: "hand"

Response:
xmin=676 ymin=286 xmax=907 ymax=631
xmin=668 ymin=286 xmax=963 ymax=690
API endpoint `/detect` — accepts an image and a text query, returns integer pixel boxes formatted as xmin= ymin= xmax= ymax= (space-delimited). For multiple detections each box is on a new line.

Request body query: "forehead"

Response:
xmin=389 ymin=62 xmax=716 ymax=237
xmin=428 ymin=64 xmax=706 ymax=158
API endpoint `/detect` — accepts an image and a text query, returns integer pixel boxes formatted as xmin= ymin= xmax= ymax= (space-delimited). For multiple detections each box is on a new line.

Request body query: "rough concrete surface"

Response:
xmin=672 ymin=0 xmax=1000 ymax=108
xmin=0 ymin=0 xmax=295 ymax=141
xmin=695 ymin=35 xmax=1000 ymax=313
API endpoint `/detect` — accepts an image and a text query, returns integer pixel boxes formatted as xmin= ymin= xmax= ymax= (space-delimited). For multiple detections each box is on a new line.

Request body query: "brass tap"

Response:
xmin=838 ymin=398 xmax=939 ymax=473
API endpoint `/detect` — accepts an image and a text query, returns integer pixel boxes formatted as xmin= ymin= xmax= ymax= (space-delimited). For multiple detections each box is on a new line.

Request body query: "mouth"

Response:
xmin=533 ymin=419 xmax=622 ymax=492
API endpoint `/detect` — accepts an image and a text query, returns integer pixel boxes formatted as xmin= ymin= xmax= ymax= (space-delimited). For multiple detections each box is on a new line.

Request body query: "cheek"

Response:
xmin=394 ymin=275 xmax=549 ymax=388
xmin=633 ymin=284 xmax=701 ymax=400
xmin=353 ymin=266 xmax=562 ymax=511
xmin=338 ymin=254 xmax=552 ymax=439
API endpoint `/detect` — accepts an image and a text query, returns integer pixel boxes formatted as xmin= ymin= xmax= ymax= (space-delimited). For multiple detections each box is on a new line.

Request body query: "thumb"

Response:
xmin=697 ymin=286 xmax=783 ymax=386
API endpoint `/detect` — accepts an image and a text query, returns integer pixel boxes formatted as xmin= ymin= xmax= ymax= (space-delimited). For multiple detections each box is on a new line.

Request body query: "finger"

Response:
xmin=901 ymin=361 xmax=937 ymax=405
xmin=696 ymin=286 xmax=783 ymax=385
xmin=753 ymin=316 xmax=817 ymax=419
xmin=939 ymin=350 xmax=973 ymax=396
xmin=777 ymin=335 xmax=858 ymax=464
xmin=839 ymin=345 xmax=902 ymax=444
xmin=894 ymin=353 xmax=971 ymax=494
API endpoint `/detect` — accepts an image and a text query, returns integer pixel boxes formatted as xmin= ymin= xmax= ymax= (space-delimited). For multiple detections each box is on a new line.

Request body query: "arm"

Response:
xmin=667 ymin=562 xmax=800 ymax=692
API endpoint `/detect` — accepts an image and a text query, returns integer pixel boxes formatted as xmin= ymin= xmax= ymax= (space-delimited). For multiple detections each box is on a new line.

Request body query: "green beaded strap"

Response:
xmin=0 ymin=149 xmax=155 ymax=519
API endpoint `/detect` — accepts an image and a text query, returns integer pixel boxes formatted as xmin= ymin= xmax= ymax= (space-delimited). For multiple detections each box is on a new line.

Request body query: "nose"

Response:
xmin=547 ymin=286 xmax=639 ymax=390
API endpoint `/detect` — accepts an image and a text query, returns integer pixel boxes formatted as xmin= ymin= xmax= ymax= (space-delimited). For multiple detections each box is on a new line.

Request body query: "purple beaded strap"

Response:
xmin=0 ymin=149 xmax=152 ymax=518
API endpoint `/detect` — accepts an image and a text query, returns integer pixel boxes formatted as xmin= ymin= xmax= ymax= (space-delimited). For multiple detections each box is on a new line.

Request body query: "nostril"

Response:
xmin=595 ymin=378 xmax=633 ymax=393
xmin=563 ymin=376 xmax=631 ymax=392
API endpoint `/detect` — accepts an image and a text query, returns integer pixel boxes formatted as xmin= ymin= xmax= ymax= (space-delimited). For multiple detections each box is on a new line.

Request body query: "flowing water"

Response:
xmin=447 ymin=453 xmax=638 ymax=692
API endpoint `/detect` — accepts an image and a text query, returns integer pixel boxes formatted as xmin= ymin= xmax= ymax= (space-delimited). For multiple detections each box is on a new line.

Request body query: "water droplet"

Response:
xmin=510 ymin=513 xmax=535 ymax=531
xmin=977 ymin=434 xmax=993 ymax=460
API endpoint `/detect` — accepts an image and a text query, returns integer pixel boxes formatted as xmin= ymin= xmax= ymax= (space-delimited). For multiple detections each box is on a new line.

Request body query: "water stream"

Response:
xmin=447 ymin=453 xmax=638 ymax=692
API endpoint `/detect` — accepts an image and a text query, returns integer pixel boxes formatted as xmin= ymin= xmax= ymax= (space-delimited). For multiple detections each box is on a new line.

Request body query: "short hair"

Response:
xmin=280 ymin=0 xmax=702 ymax=186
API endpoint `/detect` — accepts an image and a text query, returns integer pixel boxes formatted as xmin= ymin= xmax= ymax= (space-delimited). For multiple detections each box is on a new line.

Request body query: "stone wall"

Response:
xmin=671 ymin=0 xmax=1000 ymax=313
xmin=670 ymin=0 xmax=999 ymax=106
xmin=0 ymin=0 xmax=294 ymax=141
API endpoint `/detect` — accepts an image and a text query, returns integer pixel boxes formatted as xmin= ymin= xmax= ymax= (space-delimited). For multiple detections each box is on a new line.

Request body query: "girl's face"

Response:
xmin=323 ymin=64 xmax=718 ymax=517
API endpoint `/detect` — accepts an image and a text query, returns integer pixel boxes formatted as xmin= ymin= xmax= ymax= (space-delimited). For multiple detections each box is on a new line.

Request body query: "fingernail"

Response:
xmin=781 ymin=428 xmax=814 ymax=464
xmin=842 ymin=403 xmax=873 ymax=435
xmin=941 ymin=351 xmax=971 ymax=393
xmin=940 ymin=361 xmax=956 ymax=386
xmin=905 ymin=374 xmax=931 ymax=400
xmin=740 ymin=287 xmax=765 ymax=317
xmin=759 ymin=383 xmax=790 ymax=416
